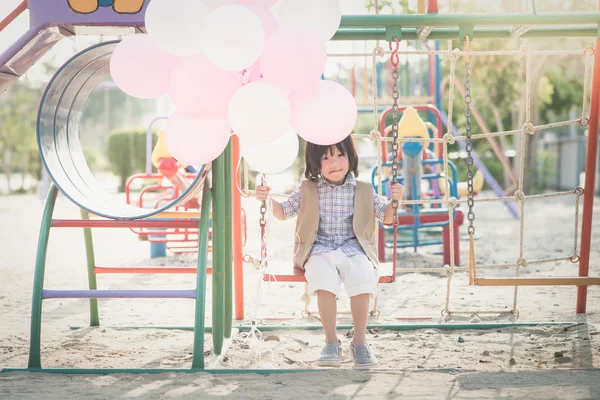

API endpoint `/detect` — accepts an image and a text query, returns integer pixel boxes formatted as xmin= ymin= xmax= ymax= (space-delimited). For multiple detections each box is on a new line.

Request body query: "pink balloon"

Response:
xmin=243 ymin=5 xmax=278 ymax=37
xmin=289 ymin=80 xmax=358 ymax=145
xmin=233 ymin=0 xmax=278 ymax=7
xmin=244 ymin=61 xmax=263 ymax=83
xmin=205 ymin=0 xmax=278 ymax=9
xmin=259 ymin=29 xmax=326 ymax=95
xmin=110 ymin=34 xmax=181 ymax=99
xmin=164 ymin=112 xmax=232 ymax=165
xmin=169 ymin=54 xmax=241 ymax=118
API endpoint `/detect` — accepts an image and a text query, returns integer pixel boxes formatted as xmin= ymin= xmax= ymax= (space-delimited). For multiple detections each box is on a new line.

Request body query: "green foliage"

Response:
xmin=0 ymin=81 xmax=43 ymax=193
xmin=107 ymin=129 xmax=157 ymax=191
xmin=538 ymin=76 xmax=554 ymax=108
xmin=533 ymin=150 xmax=558 ymax=194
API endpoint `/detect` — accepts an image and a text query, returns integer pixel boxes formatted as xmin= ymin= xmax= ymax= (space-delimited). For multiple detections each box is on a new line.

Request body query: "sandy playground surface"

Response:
xmin=1 ymin=185 xmax=600 ymax=399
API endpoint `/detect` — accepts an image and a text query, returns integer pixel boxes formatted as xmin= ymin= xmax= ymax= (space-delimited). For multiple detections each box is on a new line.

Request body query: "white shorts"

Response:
xmin=304 ymin=248 xmax=379 ymax=298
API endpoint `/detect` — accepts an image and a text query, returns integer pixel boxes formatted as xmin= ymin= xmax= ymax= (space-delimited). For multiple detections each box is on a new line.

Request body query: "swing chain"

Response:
xmin=259 ymin=173 xmax=267 ymax=227
xmin=464 ymin=36 xmax=475 ymax=235
xmin=390 ymin=37 xmax=400 ymax=224
xmin=259 ymin=201 xmax=267 ymax=227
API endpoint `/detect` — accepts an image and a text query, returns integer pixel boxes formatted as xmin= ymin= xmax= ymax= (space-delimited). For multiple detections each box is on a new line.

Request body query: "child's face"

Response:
xmin=320 ymin=146 xmax=349 ymax=185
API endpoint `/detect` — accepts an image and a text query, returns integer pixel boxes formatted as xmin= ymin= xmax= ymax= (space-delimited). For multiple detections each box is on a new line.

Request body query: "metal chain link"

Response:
xmin=390 ymin=39 xmax=400 ymax=225
xmin=259 ymin=174 xmax=267 ymax=227
xmin=464 ymin=37 xmax=475 ymax=235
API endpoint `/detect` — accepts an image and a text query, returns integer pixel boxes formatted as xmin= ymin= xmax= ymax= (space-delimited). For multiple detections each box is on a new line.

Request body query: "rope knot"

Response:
xmin=374 ymin=46 xmax=385 ymax=57
xmin=443 ymin=132 xmax=455 ymax=144
xmin=518 ymin=45 xmax=529 ymax=58
xmin=443 ymin=264 xmax=454 ymax=277
xmin=516 ymin=257 xmax=528 ymax=269
xmin=445 ymin=197 xmax=458 ymax=210
xmin=448 ymin=48 xmax=461 ymax=61
xmin=369 ymin=129 xmax=381 ymax=141
xmin=513 ymin=190 xmax=525 ymax=202
xmin=574 ymin=186 xmax=584 ymax=196
xmin=522 ymin=122 xmax=535 ymax=135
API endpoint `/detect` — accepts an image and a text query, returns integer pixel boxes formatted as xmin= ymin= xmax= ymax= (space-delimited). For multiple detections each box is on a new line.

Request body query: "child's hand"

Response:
xmin=255 ymin=185 xmax=271 ymax=202
xmin=389 ymin=182 xmax=404 ymax=201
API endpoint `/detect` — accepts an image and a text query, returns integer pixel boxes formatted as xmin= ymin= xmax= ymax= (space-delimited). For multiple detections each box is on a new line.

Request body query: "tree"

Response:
xmin=0 ymin=81 xmax=41 ymax=194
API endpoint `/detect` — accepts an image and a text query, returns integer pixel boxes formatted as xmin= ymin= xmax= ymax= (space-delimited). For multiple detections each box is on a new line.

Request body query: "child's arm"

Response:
xmin=374 ymin=182 xmax=404 ymax=225
xmin=255 ymin=185 xmax=301 ymax=221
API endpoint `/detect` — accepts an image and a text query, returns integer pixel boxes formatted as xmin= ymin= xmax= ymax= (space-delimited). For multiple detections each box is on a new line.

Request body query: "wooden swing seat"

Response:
xmin=262 ymin=262 xmax=396 ymax=284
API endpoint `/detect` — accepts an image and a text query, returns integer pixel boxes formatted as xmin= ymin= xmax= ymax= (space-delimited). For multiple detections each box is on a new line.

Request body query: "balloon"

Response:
xmin=259 ymin=29 xmax=326 ymax=95
xmin=233 ymin=0 xmax=278 ymax=7
xmin=244 ymin=61 xmax=263 ymax=83
xmin=164 ymin=112 xmax=231 ymax=165
xmin=203 ymin=0 xmax=234 ymax=9
xmin=278 ymin=0 xmax=342 ymax=42
xmin=201 ymin=5 xmax=265 ymax=72
xmin=289 ymin=80 xmax=357 ymax=145
xmin=243 ymin=5 xmax=278 ymax=38
xmin=110 ymin=34 xmax=181 ymax=99
xmin=242 ymin=127 xmax=299 ymax=174
xmin=169 ymin=54 xmax=241 ymax=118
xmin=145 ymin=0 xmax=208 ymax=56
xmin=228 ymin=81 xmax=290 ymax=144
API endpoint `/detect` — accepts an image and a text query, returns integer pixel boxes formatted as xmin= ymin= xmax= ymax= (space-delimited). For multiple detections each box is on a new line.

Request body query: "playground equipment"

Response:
xmin=0 ymin=0 xmax=599 ymax=374
xmin=375 ymin=104 xmax=464 ymax=266
xmin=125 ymin=130 xmax=247 ymax=257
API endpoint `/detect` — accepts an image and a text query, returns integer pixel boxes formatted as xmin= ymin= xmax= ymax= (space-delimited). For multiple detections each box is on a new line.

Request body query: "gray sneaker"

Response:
xmin=315 ymin=342 xmax=342 ymax=367
xmin=350 ymin=343 xmax=378 ymax=368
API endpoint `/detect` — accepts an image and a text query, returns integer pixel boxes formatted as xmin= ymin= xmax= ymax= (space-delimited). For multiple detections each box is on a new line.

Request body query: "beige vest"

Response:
xmin=293 ymin=180 xmax=379 ymax=270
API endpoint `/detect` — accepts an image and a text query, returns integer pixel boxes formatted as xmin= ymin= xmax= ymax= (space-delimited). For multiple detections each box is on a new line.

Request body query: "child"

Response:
xmin=255 ymin=135 xmax=403 ymax=368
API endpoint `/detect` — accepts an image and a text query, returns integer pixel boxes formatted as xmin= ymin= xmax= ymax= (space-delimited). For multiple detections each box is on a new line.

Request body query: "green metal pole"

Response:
xmin=28 ymin=184 xmax=58 ymax=369
xmin=338 ymin=12 xmax=600 ymax=28
xmin=191 ymin=182 xmax=213 ymax=369
xmin=224 ymin=139 xmax=233 ymax=338
xmin=80 ymin=208 xmax=99 ymax=326
xmin=212 ymin=153 xmax=225 ymax=355
xmin=332 ymin=27 xmax=600 ymax=41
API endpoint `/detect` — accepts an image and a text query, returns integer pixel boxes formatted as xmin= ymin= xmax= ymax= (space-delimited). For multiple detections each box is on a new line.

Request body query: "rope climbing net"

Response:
xmin=239 ymin=36 xmax=594 ymax=318
xmin=347 ymin=39 xmax=592 ymax=316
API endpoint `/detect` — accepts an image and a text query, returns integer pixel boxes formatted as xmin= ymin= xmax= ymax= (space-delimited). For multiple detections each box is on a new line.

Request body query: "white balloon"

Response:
xmin=145 ymin=0 xmax=208 ymax=56
xmin=278 ymin=0 xmax=342 ymax=42
xmin=228 ymin=82 xmax=290 ymax=144
xmin=242 ymin=127 xmax=299 ymax=174
xmin=201 ymin=5 xmax=265 ymax=71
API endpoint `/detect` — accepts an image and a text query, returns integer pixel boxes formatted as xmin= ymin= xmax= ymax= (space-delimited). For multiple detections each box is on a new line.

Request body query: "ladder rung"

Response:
xmin=42 ymin=289 xmax=196 ymax=299
xmin=52 ymin=219 xmax=199 ymax=228
xmin=475 ymin=277 xmax=600 ymax=286
xmin=94 ymin=267 xmax=212 ymax=274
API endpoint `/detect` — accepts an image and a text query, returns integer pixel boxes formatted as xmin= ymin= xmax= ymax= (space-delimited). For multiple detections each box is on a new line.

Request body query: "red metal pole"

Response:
xmin=427 ymin=0 xmax=439 ymax=13
xmin=232 ymin=134 xmax=244 ymax=320
xmin=351 ymin=65 xmax=356 ymax=97
xmin=576 ymin=0 xmax=600 ymax=314
xmin=0 ymin=1 xmax=27 ymax=32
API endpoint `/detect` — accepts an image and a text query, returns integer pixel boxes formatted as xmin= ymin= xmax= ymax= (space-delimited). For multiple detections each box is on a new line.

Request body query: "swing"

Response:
xmin=252 ymin=39 xmax=404 ymax=311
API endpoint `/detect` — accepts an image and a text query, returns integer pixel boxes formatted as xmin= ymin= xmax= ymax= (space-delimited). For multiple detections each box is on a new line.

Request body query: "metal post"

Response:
xmin=576 ymin=0 xmax=600 ymax=314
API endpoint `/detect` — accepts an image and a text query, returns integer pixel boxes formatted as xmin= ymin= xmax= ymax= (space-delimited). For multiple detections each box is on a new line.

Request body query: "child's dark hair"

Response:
xmin=304 ymin=135 xmax=359 ymax=181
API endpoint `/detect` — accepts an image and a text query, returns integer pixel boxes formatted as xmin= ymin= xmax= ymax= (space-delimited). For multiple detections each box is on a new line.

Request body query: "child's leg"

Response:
xmin=304 ymin=252 xmax=342 ymax=344
xmin=317 ymin=290 xmax=339 ymax=344
xmin=338 ymin=252 xmax=379 ymax=344
xmin=350 ymin=294 xmax=370 ymax=345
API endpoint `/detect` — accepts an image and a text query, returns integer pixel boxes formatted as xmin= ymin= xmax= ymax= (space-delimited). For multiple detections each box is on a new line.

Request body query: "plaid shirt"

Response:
xmin=282 ymin=175 xmax=389 ymax=258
